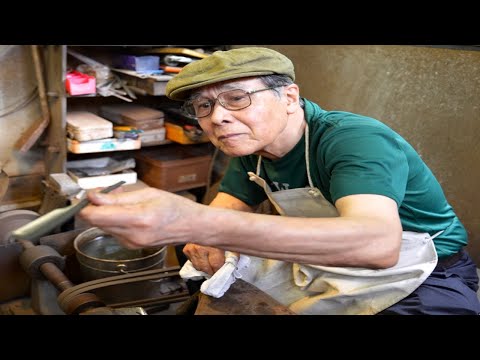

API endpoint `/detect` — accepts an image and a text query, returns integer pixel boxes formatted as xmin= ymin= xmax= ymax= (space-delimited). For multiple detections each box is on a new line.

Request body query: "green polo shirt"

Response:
xmin=219 ymin=99 xmax=467 ymax=258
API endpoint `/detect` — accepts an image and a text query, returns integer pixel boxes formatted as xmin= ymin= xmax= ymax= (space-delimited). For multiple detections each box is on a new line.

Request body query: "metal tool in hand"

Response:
xmin=11 ymin=181 xmax=125 ymax=242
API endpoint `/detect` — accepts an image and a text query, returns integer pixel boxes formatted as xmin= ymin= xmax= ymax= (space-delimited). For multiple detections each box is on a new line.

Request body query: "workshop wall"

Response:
xmin=0 ymin=45 xmax=45 ymax=211
xmin=240 ymin=45 xmax=480 ymax=266
xmin=0 ymin=45 xmax=44 ymax=176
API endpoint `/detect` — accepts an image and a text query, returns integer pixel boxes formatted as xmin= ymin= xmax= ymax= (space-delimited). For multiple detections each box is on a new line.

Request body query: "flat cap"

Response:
xmin=165 ymin=47 xmax=295 ymax=101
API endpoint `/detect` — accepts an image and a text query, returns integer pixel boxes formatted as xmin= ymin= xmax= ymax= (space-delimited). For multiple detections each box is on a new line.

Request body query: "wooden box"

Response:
xmin=134 ymin=144 xmax=212 ymax=192
xmin=66 ymin=111 xmax=113 ymax=141
xmin=99 ymin=104 xmax=165 ymax=130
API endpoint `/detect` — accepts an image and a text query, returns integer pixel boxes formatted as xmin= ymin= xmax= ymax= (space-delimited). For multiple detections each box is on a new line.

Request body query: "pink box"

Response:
xmin=65 ymin=71 xmax=96 ymax=95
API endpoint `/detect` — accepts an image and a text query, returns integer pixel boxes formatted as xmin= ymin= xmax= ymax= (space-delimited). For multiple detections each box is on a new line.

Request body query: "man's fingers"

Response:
xmin=80 ymin=204 xmax=142 ymax=228
xmin=184 ymin=245 xmax=225 ymax=275
xmin=209 ymin=251 xmax=226 ymax=273
xmin=86 ymin=188 xmax=154 ymax=206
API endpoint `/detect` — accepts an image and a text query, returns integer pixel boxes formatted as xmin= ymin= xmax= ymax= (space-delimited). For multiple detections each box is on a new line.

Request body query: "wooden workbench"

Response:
xmin=195 ymin=279 xmax=296 ymax=315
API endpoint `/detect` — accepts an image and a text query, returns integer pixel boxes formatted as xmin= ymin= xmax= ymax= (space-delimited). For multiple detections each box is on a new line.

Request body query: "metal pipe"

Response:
xmin=39 ymin=262 xmax=75 ymax=292
xmin=31 ymin=45 xmax=51 ymax=131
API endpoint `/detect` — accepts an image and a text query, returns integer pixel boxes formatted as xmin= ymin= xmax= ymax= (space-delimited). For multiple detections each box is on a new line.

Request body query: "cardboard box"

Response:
xmin=68 ymin=169 xmax=137 ymax=189
xmin=139 ymin=127 xmax=167 ymax=146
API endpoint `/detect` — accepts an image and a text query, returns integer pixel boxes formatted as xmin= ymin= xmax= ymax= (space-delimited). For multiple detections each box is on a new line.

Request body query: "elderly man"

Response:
xmin=80 ymin=47 xmax=480 ymax=315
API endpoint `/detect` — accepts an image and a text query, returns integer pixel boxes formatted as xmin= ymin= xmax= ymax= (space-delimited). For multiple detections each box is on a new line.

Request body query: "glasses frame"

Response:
xmin=183 ymin=86 xmax=282 ymax=118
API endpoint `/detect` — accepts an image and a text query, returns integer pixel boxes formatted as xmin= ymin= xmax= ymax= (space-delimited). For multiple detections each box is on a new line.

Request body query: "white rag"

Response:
xmin=179 ymin=251 xmax=251 ymax=298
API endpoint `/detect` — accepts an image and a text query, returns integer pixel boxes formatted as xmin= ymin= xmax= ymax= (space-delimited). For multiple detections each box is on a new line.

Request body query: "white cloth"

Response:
xmin=179 ymin=251 xmax=251 ymax=298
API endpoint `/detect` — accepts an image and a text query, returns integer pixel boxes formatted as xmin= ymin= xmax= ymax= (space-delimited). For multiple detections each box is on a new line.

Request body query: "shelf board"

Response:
xmin=66 ymin=93 xmax=97 ymax=98
xmin=67 ymin=137 xmax=141 ymax=154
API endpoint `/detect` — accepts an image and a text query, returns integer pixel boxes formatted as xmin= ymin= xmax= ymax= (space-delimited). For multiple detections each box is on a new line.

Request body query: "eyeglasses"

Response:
xmin=182 ymin=86 xmax=282 ymax=118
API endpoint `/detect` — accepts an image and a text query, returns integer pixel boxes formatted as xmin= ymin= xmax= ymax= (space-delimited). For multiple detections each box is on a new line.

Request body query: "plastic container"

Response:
xmin=65 ymin=71 xmax=96 ymax=95
xmin=115 ymin=55 xmax=160 ymax=72
xmin=165 ymin=122 xmax=209 ymax=144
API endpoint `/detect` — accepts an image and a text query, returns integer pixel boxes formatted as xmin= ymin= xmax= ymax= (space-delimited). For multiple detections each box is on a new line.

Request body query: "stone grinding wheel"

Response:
xmin=0 ymin=210 xmax=40 ymax=246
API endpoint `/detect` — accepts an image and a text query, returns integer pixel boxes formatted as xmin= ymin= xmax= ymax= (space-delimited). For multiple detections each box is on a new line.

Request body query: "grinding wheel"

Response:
xmin=0 ymin=209 xmax=40 ymax=302
xmin=0 ymin=209 xmax=40 ymax=246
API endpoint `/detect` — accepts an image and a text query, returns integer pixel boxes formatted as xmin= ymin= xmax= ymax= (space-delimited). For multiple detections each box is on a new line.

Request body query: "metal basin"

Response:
xmin=73 ymin=227 xmax=166 ymax=281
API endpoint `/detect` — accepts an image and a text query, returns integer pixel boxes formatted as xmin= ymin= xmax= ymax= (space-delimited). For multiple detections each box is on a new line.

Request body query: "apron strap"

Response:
xmin=305 ymin=122 xmax=314 ymax=188
xmin=256 ymin=154 xmax=262 ymax=176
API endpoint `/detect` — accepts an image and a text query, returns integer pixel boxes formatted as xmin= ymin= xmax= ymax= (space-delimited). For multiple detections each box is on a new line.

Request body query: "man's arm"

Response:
xmin=209 ymin=191 xmax=257 ymax=211
xmin=182 ymin=192 xmax=256 ymax=274
xmin=79 ymin=188 xmax=402 ymax=269
xmin=194 ymin=193 xmax=402 ymax=269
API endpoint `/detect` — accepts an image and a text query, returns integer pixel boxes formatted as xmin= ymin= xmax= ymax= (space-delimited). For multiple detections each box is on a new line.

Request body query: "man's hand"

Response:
xmin=183 ymin=244 xmax=226 ymax=275
xmin=78 ymin=187 xmax=203 ymax=249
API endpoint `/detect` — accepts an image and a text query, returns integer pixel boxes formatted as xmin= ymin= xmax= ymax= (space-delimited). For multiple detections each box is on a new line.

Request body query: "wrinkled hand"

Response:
xmin=183 ymin=244 xmax=227 ymax=276
xmin=79 ymin=187 xmax=204 ymax=249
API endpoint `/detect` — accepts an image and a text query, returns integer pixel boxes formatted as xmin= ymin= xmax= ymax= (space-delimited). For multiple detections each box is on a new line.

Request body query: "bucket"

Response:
xmin=73 ymin=227 xmax=166 ymax=281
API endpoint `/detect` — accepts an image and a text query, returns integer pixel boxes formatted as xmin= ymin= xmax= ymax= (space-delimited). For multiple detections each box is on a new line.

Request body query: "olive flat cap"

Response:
xmin=165 ymin=47 xmax=295 ymax=101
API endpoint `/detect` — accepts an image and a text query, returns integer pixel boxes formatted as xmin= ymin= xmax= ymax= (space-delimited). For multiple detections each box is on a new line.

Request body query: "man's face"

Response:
xmin=193 ymin=78 xmax=293 ymax=157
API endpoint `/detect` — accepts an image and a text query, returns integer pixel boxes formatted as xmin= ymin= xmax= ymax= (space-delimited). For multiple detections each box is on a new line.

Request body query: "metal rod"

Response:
xmin=39 ymin=262 xmax=75 ymax=292
xmin=11 ymin=180 xmax=125 ymax=241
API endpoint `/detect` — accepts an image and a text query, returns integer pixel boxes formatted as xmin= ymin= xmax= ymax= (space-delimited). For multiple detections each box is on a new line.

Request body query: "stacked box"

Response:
xmin=135 ymin=144 xmax=212 ymax=192
xmin=66 ymin=111 xmax=113 ymax=141
xmin=99 ymin=104 xmax=164 ymax=130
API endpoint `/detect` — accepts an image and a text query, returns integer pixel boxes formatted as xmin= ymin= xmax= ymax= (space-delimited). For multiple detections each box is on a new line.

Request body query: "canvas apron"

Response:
xmin=242 ymin=124 xmax=439 ymax=315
